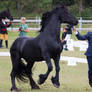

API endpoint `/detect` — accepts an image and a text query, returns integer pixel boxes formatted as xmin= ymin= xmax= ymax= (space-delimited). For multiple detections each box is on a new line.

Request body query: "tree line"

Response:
xmin=0 ymin=0 xmax=92 ymax=18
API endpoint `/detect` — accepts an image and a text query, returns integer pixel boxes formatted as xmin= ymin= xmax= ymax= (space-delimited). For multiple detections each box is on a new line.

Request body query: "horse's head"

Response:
xmin=0 ymin=9 xmax=13 ymax=21
xmin=55 ymin=5 xmax=78 ymax=26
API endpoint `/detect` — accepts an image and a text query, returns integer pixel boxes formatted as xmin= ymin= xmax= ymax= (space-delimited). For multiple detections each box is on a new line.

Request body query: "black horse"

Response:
xmin=10 ymin=5 xmax=78 ymax=91
xmin=0 ymin=9 xmax=13 ymax=21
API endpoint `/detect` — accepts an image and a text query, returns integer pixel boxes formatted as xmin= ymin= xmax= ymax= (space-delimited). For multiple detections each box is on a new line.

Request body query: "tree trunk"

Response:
xmin=79 ymin=0 xmax=83 ymax=16
xmin=52 ymin=0 xmax=60 ymax=8
xmin=16 ymin=0 xmax=22 ymax=18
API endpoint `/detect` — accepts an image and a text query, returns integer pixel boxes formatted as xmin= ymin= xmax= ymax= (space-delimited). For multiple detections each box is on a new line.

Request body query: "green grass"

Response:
xmin=0 ymin=57 xmax=92 ymax=92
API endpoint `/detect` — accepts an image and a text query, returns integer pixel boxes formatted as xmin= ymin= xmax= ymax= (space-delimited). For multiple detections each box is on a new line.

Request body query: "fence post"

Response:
xmin=36 ymin=16 xmax=41 ymax=30
xmin=38 ymin=16 xmax=41 ymax=29
xmin=79 ymin=17 xmax=82 ymax=31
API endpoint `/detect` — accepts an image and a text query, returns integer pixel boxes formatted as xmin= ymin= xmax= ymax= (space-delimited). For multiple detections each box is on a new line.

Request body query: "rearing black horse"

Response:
xmin=10 ymin=5 xmax=78 ymax=91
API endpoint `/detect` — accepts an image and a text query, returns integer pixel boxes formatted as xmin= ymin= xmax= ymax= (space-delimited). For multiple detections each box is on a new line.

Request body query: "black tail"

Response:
xmin=10 ymin=48 xmax=28 ymax=83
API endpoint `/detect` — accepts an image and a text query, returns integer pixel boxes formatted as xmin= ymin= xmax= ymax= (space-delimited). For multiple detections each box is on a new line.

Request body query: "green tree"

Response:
xmin=52 ymin=0 xmax=61 ymax=7
xmin=84 ymin=0 xmax=92 ymax=7
xmin=79 ymin=0 xmax=83 ymax=16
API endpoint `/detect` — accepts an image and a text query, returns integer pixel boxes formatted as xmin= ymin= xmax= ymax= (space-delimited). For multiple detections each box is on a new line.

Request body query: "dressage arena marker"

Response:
xmin=68 ymin=58 xmax=77 ymax=66
xmin=73 ymin=41 xmax=88 ymax=51
xmin=65 ymin=40 xmax=88 ymax=51
xmin=0 ymin=52 xmax=10 ymax=56
xmin=0 ymin=52 xmax=87 ymax=66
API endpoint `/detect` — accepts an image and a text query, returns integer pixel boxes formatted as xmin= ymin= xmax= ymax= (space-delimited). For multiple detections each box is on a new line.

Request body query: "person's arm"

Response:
xmin=74 ymin=28 xmax=89 ymax=40
xmin=61 ymin=31 xmax=67 ymax=43
xmin=0 ymin=23 xmax=1 ymax=33
xmin=24 ymin=24 xmax=28 ymax=32
xmin=62 ymin=32 xmax=67 ymax=40
xmin=19 ymin=25 xmax=24 ymax=31
xmin=6 ymin=21 xmax=12 ymax=27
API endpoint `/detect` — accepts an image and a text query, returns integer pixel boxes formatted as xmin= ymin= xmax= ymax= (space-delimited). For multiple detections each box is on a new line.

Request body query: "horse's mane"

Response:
xmin=41 ymin=12 xmax=51 ymax=26
xmin=39 ymin=11 xmax=52 ymax=32
xmin=39 ymin=5 xmax=66 ymax=32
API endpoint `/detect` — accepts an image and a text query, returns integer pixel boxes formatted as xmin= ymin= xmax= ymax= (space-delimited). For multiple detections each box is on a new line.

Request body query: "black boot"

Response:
xmin=0 ymin=40 xmax=3 ymax=48
xmin=64 ymin=45 xmax=68 ymax=51
xmin=5 ymin=40 xmax=8 ymax=48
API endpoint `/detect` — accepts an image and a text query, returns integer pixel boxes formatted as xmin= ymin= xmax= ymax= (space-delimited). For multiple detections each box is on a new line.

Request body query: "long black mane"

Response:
xmin=39 ymin=11 xmax=51 ymax=32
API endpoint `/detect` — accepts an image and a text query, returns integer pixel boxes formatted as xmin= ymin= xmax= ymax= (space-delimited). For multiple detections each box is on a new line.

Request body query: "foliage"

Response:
xmin=0 ymin=0 xmax=92 ymax=18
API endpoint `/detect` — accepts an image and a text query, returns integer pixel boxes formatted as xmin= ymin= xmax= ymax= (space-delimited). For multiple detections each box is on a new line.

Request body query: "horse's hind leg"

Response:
xmin=10 ymin=69 xmax=19 ymax=91
xmin=26 ymin=61 xmax=40 ymax=89
xmin=51 ymin=55 xmax=60 ymax=88
xmin=10 ymin=50 xmax=21 ymax=91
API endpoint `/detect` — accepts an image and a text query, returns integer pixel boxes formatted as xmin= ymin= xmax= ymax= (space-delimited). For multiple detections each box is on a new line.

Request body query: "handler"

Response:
xmin=0 ymin=17 xmax=12 ymax=48
xmin=74 ymin=27 xmax=92 ymax=87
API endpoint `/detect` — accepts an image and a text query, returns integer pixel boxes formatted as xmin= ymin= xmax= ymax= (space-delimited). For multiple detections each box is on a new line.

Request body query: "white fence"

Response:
xmin=79 ymin=17 xmax=92 ymax=31
xmin=7 ymin=17 xmax=92 ymax=31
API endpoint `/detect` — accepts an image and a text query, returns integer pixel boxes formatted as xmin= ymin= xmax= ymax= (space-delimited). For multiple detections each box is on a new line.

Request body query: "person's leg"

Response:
xmin=64 ymin=44 xmax=68 ymax=50
xmin=68 ymin=34 xmax=71 ymax=40
xmin=87 ymin=56 xmax=92 ymax=87
xmin=5 ymin=34 xmax=8 ymax=48
xmin=0 ymin=34 xmax=3 ymax=48
xmin=0 ymin=39 xmax=3 ymax=48
xmin=64 ymin=35 xmax=68 ymax=50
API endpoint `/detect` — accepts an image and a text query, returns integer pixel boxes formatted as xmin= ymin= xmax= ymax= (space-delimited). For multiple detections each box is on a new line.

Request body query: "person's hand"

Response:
xmin=9 ymin=21 xmax=12 ymax=25
xmin=73 ymin=26 xmax=76 ymax=31
xmin=16 ymin=30 xmax=19 ymax=32
xmin=73 ymin=26 xmax=79 ymax=35
xmin=61 ymin=39 xmax=64 ymax=43
xmin=19 ymin=27 xmax=24 ymax=31
xmin=25 ymin=29 xmax=28 ymax=32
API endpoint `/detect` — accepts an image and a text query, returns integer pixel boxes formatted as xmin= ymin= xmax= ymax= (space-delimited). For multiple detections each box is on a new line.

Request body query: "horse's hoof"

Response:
xmin=32 ymin=85 xmax=40 ymax=90
xmin=38 ymin=78 xmax=45 ymax=85
xmin=53 ymin=83 xmax=60 ymax=88
xmin=51 ymin=76 xmax=60 ymax=88
xmin=10 ymin=87 xmax=21 ymax=92
xmin=38 ymin=74 xmax=46 ymax=85
xmin=38 ymin=79 xmax=42 ymax=85
xmin=89 ymin=82 xmax=92 ymax=87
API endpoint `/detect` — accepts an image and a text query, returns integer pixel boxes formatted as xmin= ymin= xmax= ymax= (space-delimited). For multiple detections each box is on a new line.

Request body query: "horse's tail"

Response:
xmin=10 ymin=46 xmax=28 ymax=83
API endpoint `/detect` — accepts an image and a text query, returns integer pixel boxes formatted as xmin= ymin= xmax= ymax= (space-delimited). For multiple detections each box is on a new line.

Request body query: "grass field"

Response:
xmin=0 ymin=56 xmax=92 ymax=92
xmin=0 ymin=31 xmax=92 ymax=92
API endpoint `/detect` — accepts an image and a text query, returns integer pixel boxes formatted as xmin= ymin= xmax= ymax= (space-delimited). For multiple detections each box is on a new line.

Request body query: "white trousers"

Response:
xmin=64 ymin=34 xmax=74 ymax=51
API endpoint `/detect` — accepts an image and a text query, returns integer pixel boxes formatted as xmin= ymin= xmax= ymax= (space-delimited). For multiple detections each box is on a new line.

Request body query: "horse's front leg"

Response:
xmin=51 ymin=55 xmax=60 ymax=88
xmin=38 ymin=54 xmax=53 ymax=85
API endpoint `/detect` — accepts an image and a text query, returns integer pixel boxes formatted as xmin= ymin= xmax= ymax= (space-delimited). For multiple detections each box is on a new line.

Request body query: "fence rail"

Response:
xmin=6 ymin=17 xmax=92 ymax=31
